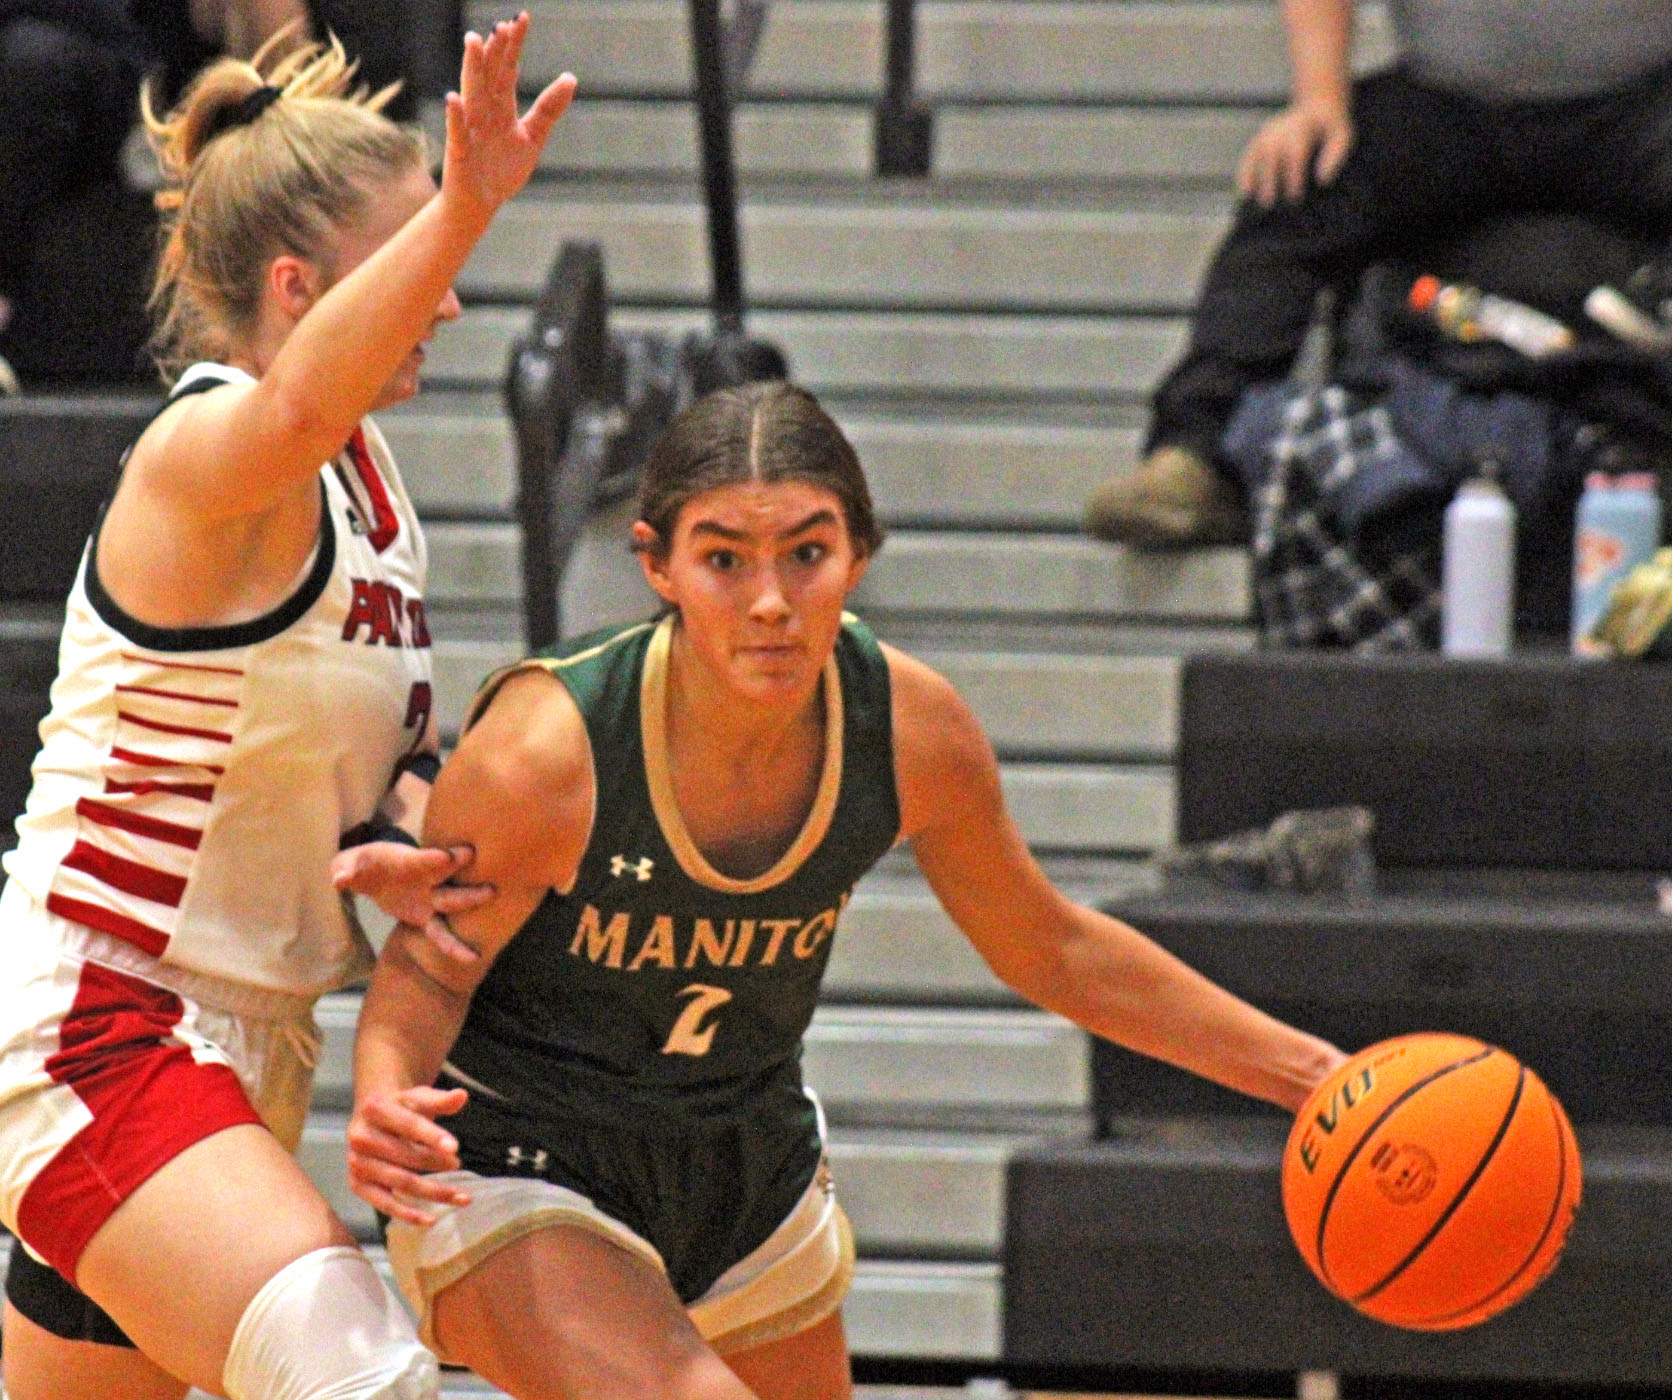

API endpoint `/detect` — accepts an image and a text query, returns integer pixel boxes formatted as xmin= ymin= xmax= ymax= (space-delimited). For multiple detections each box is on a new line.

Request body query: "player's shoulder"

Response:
xmin=457 ymin=662 xmax=592 ymax=801
xmin=879 ymin=641 xmax=992 ymax=784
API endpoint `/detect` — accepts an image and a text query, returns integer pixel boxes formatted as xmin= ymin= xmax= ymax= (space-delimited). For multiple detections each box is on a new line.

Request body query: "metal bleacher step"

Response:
xmin=421 ymin=516 xmax=1249 ymax=623
xmin=386 ymin=388 xmax=1154 ymax=528
xmin=487 ymin=0 xmax=1394 ymax=104
xmin=310 ymin=995 xmax=1088 ymax=1124
xmin=423 ymin=305 xmax=1188 ymax=404
xmin=548 ymin=97 xmax=1268 ymax=183
xmin=463 ymin=179 xmax=1229 ymax=311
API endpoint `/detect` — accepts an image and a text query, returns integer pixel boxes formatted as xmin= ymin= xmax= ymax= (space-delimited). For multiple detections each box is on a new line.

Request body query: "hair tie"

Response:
xmin=203 ymin=84 xmax=283 ymax=143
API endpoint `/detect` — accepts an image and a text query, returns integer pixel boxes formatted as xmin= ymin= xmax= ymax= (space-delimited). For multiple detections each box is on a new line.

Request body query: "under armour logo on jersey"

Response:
xmin=610 ymin=854 xmax=654 ymax=882
xmin=506 ymin=1145 xmax=548 ymax=1172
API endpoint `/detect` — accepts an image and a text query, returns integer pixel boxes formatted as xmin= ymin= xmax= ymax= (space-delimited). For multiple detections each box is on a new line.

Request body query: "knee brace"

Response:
xmin=222 ymin=1246 xmax=438 ymax=1400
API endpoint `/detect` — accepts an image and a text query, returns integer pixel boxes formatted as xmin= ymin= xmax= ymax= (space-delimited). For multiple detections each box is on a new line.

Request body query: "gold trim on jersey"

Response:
xmin=464 ymin=621 xmax=658 ymax=731
xmin=640 ymin=614 xmax=843 ymax=895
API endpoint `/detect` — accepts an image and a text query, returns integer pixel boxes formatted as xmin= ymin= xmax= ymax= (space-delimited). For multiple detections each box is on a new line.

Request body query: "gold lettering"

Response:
xmin=759 ymin=919 xmax=799 ymax=966
xmin=793 ymin=907 xmax=838 ymax=959
xmin=570 ymin=904 xmax=629 ymax=969
xmin=628 ymin=915 xmax=677 ymax=970
xmin=686 ymin=918 xmax=736 ymax=968
xmin=728 ymin=919 xmax=757 ymax=966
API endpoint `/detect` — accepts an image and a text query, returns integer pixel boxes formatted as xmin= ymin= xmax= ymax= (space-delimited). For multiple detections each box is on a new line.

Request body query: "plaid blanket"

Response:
xmin=1249 ymin=384 xmax=1442 ymax=651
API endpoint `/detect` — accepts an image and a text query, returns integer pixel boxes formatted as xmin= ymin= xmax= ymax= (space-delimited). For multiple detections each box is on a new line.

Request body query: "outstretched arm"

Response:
xmin=129 ymin=14 xmax=577 ymax=522
xmin=889 ymin=647 xmax=1344 ymax=1112
xmin=349 ymin=669 xmax=593 ymax=1222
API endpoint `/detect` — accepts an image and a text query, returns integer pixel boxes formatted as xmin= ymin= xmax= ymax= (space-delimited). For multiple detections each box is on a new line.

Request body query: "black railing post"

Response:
xmin=876 ymin=0 xmax=931 ymax=177
xmin=688 ymin=0 xmax=746 ymax=336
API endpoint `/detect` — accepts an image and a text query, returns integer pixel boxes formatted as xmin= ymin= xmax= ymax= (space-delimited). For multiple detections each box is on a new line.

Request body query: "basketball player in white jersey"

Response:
xmin=0 ymin=16 xmax=573 ymax=1400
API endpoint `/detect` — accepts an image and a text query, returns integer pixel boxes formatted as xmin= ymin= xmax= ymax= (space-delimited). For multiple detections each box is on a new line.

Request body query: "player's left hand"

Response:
xmin=331 ymin=842 xmax=493 ymax=963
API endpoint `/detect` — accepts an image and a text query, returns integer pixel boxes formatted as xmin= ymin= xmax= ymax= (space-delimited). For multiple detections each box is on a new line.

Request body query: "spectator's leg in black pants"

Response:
xmin=1089 ymin=69 xmax=1505 ymax=546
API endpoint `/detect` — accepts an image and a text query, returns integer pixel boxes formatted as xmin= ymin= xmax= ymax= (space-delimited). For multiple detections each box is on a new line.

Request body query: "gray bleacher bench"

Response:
xmin=1005 ymin=649 xmax=1672 ymax=1387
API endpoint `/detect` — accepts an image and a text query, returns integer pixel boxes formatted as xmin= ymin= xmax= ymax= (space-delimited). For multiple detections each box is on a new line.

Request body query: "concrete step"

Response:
xmin=428 ymin=634 xmax=1179 ymax=763
xmin=488 ymin=0 xmax=1394 ymax=103
xmin=424 ymin=517 xmax=1249 ymax=623
xmin=311 ymin=997 xmax=1087 ymax=1120
xmin=829 ymin=859 xmax=1157 ymax=1004
xmin=385 ymin=390 xmax=1151 ymax=527
xmin=0 ymin=1230 xmax=996 ymax=1375
xmin=423 ymin=305 xmax=1186 ymax=404
xmin=546 ymin=97 xmax=1267 ymax=182
xmin=463 ymin=182 xmax=1230 ymax=310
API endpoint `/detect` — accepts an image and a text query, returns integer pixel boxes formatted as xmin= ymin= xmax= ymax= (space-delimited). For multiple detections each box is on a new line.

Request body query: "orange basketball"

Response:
xmin=1281 ymin=1032 xmax=1582 ymax=1331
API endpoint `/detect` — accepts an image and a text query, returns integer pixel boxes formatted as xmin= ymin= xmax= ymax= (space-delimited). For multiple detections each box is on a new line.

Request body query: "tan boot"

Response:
xmin=1084 ymin=445 xmax=1248 ymax=548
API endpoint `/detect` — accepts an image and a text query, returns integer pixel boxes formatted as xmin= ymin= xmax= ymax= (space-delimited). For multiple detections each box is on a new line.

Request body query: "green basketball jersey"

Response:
xmin=446 ymin=612 xmax=901 ymax=1115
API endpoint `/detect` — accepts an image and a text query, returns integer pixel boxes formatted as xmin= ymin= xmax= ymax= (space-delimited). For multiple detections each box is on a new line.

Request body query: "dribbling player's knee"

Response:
xmin=222 ymin=1246 xmax=438 ymax=1400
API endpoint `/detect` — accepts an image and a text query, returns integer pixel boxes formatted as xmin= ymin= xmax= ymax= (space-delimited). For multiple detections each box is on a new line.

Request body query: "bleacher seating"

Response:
xmin=19 ymin=2 xmax=1667 ymax=1396
xmin=1009 ymin=650 xmax=1672 ymax=1387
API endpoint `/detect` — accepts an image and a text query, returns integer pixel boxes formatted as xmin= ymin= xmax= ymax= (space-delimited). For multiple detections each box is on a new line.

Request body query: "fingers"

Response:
xmin=430 ymin=882 xmax=495 ymax=916
xmin=1280 ymin=130 xmax=1312 ymax=204
xmin=348 ymin=1156 xmax=471 ymax=1228
xmin=420 ymin=914 xmax=483 ymax=963
xmin=1314 ymin=121 xmax=1353 ymax=187
xmin=524 ymin=72 xmax=578 ymax=149
xmin=459 ymin=28 xmax=485 ymax=111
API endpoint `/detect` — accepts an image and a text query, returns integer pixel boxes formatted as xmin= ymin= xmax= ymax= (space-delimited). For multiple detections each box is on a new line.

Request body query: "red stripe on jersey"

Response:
xmin=76 ymin=797 xmax=203 ymax=850
xmin=109 ymin=746 xmax=225 ymax=775
xmin=119 ymin=653 xmax=244 ymax=677
xmin=105 ymin=778 xmax=215 ymax=802
xmin=61 ymin=840 xmax=187 ymax=908
xmin=116 ymin=711 xmax=233 ymax=744
xmin=347 ymin=428 xmax=400 ymax=553
xmin=45 ymin=894 xmax=172 ymax=957
xmin=115 ymin=684 xmax=238 ymax=709
xmin=16 ymin=961 xmax=262 ymax=1279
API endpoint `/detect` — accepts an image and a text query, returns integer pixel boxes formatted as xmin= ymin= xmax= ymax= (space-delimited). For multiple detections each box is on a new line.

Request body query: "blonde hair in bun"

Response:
xmin=143 ymin=26 xmax=426 ymax=379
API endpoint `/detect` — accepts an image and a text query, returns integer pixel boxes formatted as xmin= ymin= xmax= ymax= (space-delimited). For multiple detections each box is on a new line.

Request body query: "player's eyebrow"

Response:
xmin=688 ymin=509 xmax=838 ymax=542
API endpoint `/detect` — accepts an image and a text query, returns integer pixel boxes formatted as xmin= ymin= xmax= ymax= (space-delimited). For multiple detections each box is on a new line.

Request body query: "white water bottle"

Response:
xmin=1441 ymin=472 xmax=1516 ymax=657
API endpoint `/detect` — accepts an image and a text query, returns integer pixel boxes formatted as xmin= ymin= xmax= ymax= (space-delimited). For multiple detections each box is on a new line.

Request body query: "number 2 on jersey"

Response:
xmin=662 ymin=983 xmax=733 ymax=1057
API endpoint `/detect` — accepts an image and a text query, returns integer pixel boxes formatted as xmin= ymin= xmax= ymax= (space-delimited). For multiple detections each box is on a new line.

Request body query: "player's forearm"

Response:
xmin=1279 ymin=0 xmax=1353 ymax=114
xmin=1035 ymin=904 xmax=1343 ymax=1111
xmin=353 ymin=933 xmax=472 ymax=1105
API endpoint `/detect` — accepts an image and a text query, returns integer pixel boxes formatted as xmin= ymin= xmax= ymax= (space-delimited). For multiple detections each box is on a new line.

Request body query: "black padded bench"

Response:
xmin=1004 ymin=650 xmax=1672 ymax=1386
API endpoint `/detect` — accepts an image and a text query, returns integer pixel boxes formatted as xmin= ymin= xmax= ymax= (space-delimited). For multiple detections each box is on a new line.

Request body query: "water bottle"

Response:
xmin=1442 ymin=471 xmax=1516 ymax=657
xmin=1409 ymin=275 xmax=1576 ymax=359
xmin=1572 ymin=471 xmax=1662 ymax=655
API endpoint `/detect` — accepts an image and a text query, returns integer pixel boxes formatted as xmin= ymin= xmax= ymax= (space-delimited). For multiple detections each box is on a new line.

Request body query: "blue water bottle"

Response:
xmin=1572 ymin=471 xmax=1662 ymax=655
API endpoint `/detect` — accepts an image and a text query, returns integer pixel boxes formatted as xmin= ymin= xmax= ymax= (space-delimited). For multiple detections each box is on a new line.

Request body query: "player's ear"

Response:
xmin=632 ymin=520 xmax=677 ymax=606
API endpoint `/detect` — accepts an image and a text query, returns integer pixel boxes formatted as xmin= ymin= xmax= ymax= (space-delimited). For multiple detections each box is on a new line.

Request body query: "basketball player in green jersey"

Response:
xmin=347 ymin=380 xmax=1347 ymax=1400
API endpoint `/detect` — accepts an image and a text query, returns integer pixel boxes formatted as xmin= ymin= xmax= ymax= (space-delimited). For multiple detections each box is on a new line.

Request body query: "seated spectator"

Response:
xmin=1085 ymin=0 xmax=1672 ymax=549
xmin=0 ymin=3 xmax=366 ymax=388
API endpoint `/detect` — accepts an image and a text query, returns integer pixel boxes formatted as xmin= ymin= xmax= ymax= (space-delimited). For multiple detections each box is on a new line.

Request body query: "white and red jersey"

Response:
xmin=2 ymin=364 xmax=434 ymax=997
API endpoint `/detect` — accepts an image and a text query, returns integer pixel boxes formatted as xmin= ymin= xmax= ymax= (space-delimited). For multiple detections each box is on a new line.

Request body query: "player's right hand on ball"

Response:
xmin=347 ymin=1085 xmax=472 ymax=1226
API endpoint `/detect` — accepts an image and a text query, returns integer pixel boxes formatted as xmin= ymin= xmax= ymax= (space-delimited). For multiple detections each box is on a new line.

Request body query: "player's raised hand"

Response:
xmin=443 ymin=11 xmax=577 ymax=221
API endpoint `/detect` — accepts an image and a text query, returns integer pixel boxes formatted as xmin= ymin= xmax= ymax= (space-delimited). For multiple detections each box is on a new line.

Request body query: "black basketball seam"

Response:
xmin=1352 ymin=1064 xmax=1526 ymax=1307
xmin=1419 ymin=1084 xmax=1575 ymax=1326
xmin=1314 ymin=1046 xmax=1496 ymax=1294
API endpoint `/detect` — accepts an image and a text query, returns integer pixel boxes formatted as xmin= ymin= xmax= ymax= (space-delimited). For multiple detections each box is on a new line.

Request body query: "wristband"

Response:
xmin=339 ymin=819 xmax=420 ymax=850
xmin=395 ymin=752 xmax=441 ymax=785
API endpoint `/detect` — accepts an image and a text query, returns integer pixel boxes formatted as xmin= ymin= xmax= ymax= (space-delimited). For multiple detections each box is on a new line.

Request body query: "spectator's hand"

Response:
xmin=1236 ymin=100 xmax=1353 ymax=207
xmin=443 ymin=11 xmax=576 ymax=222
xmin=331 ymin=842 xmax=493 ymax=963
xmin=347 ymin=1083 xmax=471 ymax=1226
